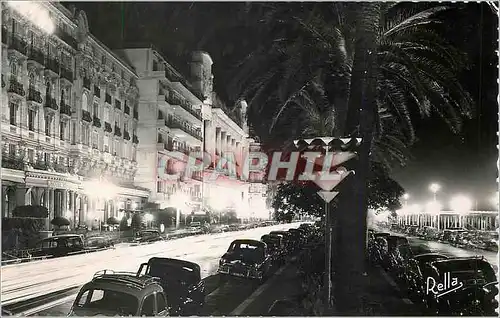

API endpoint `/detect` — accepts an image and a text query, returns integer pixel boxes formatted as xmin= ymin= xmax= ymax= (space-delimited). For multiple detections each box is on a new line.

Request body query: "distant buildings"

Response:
xmin=1 ymin=1 xmax=269 ymax=230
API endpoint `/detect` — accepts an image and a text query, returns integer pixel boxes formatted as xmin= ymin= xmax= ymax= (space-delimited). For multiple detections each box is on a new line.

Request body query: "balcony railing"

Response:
xmin=179 ymin=99 xmax=202 ymax=120
xmin=166 ymin=119 xmax=202 ymax=141
xmin=124 ymin=130 xmax=130 ymax=140
xmin=133 ymin=134 xmax=139 ymax=144
xmin=45 ymin=58 xmax=60 ymax=74
xmin=114 ymin=125 xmax=122 ymax=137
xmin=124 ymin=104 xmax=130 ymax=115
xmin=2 ymin=156 xmax=25 ymax=170
xmin=28 ymin=48 xmax=45 ymax=65
xmin=105 ymin=93 xmax=112 ymax=104
xmin=115 ymin=100 xmax=121 ymax=110
xmin=60 ymin=102 xmax=72 ymax=116
xmin=82 ymin=110 xmax=92 ymax=122
xmin=60 ymin=67 xmax=73 ymax=82
xmin=10 ymin=36 xmax=28 ymax=55
xmin=8 ymin=78 xmax=25 ymax=96
xmin=44 ymin=95 xmax=58 ymax=110
xmin=93 ymin=116 xmax=101 ymax=128
xmin=83 ymin=77 xmax=91 ymax=90
xmin=27 ymin=87 xmax=42 ymax=103
xmin=54 ymin=163 xmax=69 ymax=174
xmin=94 ymin=85 xmax=101 ymax=97
xmin=133 ymin=110 xmax=138 ymax=120
xmin=104 ymin=122 xmax=112 ymax=133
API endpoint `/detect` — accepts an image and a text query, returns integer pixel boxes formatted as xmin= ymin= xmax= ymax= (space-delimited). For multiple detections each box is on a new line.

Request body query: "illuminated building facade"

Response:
xmin=1 ymin=2 xmax=148 ymax=230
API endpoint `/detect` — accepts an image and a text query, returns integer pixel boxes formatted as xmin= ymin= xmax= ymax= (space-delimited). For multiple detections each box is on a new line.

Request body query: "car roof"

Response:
xmin=47 ymin=234 xmax=82 ymax=239
xmin=414 ymin=253 xmax=448 ymax=262
xmin=231 ymin=239 xmax=266 ymax=247
xmin=431 ymin=257 xmax=492 ymax=270
xmin=84 ymin=272 xmax=163 ymax=297
xmin=147 ymin=257 xmax=201 ymax=274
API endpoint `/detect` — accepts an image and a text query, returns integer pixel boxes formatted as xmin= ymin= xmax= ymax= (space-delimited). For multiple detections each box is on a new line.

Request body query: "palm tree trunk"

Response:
xmin=334 ymin=3 xmax=380 ymax=314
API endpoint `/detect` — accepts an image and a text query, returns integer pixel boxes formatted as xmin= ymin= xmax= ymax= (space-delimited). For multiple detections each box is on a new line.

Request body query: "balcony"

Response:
xmin=60 ymin=67 xmax=73 ymax=83
xmin=179 ymin=99 xmax=203 ymax=120
xmin=105 ymin=93 xmax=112 ymax=105
xmin=2 ymin=156 xmax=25 ymax=170
xmin=94 ymin=85 xmax=101 ymax=97
xmin=114 ymin=125 xmax=122 ymax=137
xmin=32 ymin=160 xmax=49 ymax=171
xmin=93 ymin=116 xmax=101 ymax=128
xmin=82 ymin=110 xmax=92 ymax=122
xmin=8 ymin=36 xmax=27 ymax=56
xmin=27 ymin=87 xmax=42 ymax=104
xmin=60 ymin=101 xmax=72 ymax=117
xmin=104 ymin=122 xmax=112 ymax=133
xmin=115 ymin=100 xmax=121 ymax=110
xmin=44 ymin=96 xmax=58 ymax=110
xmin=83 ymin=77 xmax=91 ymax=90
xmin=54 ymin=163 xmax=69 ymax=174
xmin=124 ymin=103 xmax=130 ymax=115
xmin=133 ymin=110 xmax=138 ymax=120
xmin=28 ymin=48 xmax=45 ymax=66
xmin=166 ymin=119 xmax=203 ymax=142
xmin=55 ymin=28 xmax=78 ymax=49
xmin=44 ymin=58 xmax=60 ymax=77
xmin=124 ymin=130 xmax=130 ymax=140
xmin=8 ymin=78 xmax=25 ymax=97
xmin=133 ymin=134 xmax=139 ymax=144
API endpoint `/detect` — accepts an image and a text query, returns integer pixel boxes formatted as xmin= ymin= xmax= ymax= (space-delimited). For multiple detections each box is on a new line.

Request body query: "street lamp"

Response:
xmin=402 ymin=193 xmax=410 ymax=207
xmin=429 ymin=183 xmax=441 ymax=202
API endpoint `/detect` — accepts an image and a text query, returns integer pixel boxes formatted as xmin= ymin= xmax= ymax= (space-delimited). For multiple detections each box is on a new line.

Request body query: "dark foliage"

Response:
xmin=12 ymin=205 xmax=49 ymax=218
xmin=119 ymin=216 xmax=129 ymax=231
xmin=106 ymin=217 xmax=120 ymax=225
xmin=51 ymin=216 xmax=70 ymax=227
xmin=2 ymin=217 xmax=45 ymax=249
xmin=130 ymin=213 xmax=143 ymax=230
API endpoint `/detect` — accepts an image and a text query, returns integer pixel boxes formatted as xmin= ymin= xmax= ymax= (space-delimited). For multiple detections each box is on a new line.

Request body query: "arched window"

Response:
xmin=81 ymin=93 xmax=88 ymax=111
xmin=61 ymin=88 xmax=66 ymax=103
xmin=29 ymin=73 xmax=35 ymax=89
xmin=45 ymin=81 xmax=51 ymax=97
xmin=10 ymin=62 xmax=17 ymax=77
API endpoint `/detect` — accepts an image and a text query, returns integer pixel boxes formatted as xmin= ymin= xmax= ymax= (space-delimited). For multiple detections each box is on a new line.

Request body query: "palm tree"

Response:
xmin=225 ymin=3 xmax=474 ymax=313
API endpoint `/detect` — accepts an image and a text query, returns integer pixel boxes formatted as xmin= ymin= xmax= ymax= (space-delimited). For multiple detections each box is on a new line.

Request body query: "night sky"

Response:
xmin=66 ymin=2 xmax=499 ymax=210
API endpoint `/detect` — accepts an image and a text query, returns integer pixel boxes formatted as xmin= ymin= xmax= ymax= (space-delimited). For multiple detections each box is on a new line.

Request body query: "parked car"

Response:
xmin=137 ymin=257 xmax=205 ymax=315
xmin=85 ymin=236 xmax=114 ymax=249
xmin=403 ymin=253 xmax=449 ymax=299
xmin=218 ymin=239 xmax=272 ymax=283
xmin=425 ymin=257 xmax=498 ymax=316
xmin=69 ymin=270 xmax=168 ymax=316
xmin=31 ymin=234 xmax=85 ymax=258
xmin=269 ymin=231 xmax=293 ymax=253
xmin=134 ymin=230 xmax=163 ymax=244
xmin=261 ymin=234 xmax=286 ymax=264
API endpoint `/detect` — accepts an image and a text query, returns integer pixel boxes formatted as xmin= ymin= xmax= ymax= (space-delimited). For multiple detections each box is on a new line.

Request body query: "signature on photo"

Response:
xmin=426 ymin=272 xmax=465 ymax=298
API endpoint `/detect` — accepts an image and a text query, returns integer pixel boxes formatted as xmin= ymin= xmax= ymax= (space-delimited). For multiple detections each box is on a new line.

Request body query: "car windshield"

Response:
xmin=148 ymin=263 xmax=200 ymax=286
xmin=75 ymin=288 xmax=138 ymax=315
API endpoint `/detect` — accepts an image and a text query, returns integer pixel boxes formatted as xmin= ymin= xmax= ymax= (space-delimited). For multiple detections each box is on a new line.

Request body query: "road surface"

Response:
xmin=2 ymin=223 xmax=297 ymax=307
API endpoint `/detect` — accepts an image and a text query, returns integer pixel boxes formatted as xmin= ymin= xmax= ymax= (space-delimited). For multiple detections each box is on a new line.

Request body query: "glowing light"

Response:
xmin=144 ymin=213 xmax=154 ymax=222
xmin=130 ymin=202 xmax=138 ymax=211
xmin=170 ymin=193 xmax=189 ymax=210
xmin=82 ymin=179 xmax=119 ymax=199
xmin=410 ymin=204 xmax=422 ymax=214
xmin=425 ymin=201 xmax=442 ymax=213
xmin=403 ymin=193 xmax=410 ymax=200
xmin=65 ymin=210 xmax=72 ymax=219
xmin=429 ymin=183 xmax=441 ymax=193
xmin=450 ymin=195 xmax=472 ymax=213
xmin=7 ymin=1 xmax=55 ymax=34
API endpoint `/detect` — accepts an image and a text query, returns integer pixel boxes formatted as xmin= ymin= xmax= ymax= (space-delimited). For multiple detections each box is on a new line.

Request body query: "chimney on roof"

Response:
xmin=190 ymin=51 xmax=213 ymax=103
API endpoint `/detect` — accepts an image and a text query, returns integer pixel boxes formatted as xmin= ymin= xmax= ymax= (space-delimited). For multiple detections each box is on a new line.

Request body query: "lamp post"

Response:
xmin=429 ymin=183 xmax=441 ymax=202
xmin=402 ymin=193 xmax=410 ymax=207
xmin=293 ymin=137 xmax=360 ymax=309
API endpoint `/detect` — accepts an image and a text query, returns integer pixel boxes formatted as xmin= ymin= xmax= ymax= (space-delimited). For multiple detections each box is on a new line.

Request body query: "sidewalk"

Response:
xmin=237 ymin=253 xmax=423 ymax=316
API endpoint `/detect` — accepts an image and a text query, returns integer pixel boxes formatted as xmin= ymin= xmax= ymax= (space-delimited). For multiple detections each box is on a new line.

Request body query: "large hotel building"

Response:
xmin=1 ymin=1 xmax=268 ymax=230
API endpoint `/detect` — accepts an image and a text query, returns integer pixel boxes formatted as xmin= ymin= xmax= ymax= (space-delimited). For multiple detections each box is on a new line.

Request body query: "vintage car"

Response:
xmin=261 ymin=234 xmax=286 ymax=264
xmin=218 ymin=239 xmax=272 ymax=283
xmin=85 ymin=236 xmax=114 ymax=249
xmin=425 ymin=257 xmax=498 ymax=316
xmin=269 ymin=231 xmax=293 ymax=252
xmin=69 ymin=270 xmax=168 ymax=316
xmin=403 ymin=253 xmax=449 ymax=299
xmin=31 ymin=234 xmax=85 ymax=258
xmin=382 ymin=235 xmax=410 ymax=272
xmin=137 ymin=257 xmax=205 ymax=315
xmin=287 ymin=229 xmax=305 ymax=250
xmin=134 ymin=230 xmax=163 ymax=244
